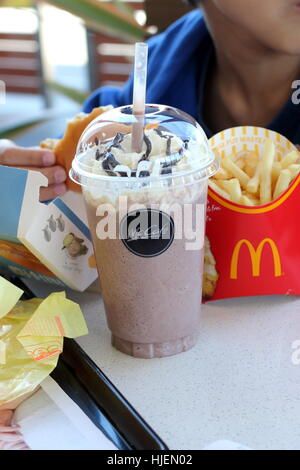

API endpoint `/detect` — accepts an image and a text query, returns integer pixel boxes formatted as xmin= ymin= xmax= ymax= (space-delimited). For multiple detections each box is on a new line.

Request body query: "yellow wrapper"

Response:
xmin=0 ymin=277 xmax=23 ymax=318
xmin=0 ymin=277 xmax=88 ymax=407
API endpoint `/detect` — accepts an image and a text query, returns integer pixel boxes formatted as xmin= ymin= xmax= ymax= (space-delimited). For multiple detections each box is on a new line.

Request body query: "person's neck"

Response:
xmin=203 ymin=10 xmax=300 ymax=133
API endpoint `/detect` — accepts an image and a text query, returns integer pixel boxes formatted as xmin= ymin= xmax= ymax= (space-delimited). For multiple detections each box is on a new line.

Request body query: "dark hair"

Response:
xmin=185 ymin=0 xmax=200 ymax=6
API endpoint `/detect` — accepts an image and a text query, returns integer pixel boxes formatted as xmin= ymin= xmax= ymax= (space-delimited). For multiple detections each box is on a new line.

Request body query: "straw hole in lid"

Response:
xmin=120 ymin=105 xmax=160 ymax=116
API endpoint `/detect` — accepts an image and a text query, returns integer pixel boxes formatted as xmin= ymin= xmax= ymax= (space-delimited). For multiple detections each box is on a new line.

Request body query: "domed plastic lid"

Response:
xmin=70 ymin=104 xmax=218 ymax=187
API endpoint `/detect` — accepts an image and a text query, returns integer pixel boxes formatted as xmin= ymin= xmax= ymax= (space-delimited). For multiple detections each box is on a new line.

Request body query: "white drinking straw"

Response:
xmin=132 ymin=42 xmax=148 ymax=153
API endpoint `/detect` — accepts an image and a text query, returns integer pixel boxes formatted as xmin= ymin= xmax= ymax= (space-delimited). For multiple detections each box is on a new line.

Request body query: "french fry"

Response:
xmin=222 ymin=157 xmax=250 ymax=189
xmin=233 ymin=151 xmax=247 ymax=160
xmin=204 ymin=263 xmax=218 ymax=281
xmin=244 ymin=151 xmax=259 ymax=178
xmin=235 ymin=156 xmax=246 ymax=170
xmin=214 ymin=166 xmax=232 ymax=180
xmin=227 ymin=152 xmax=235 ymax=159
xmin=204 ymin=244 xmax=216 ymax=265
xmin=287 ymin=164 xmax=300 ymax=180
xmin=209 ymin=137 xmax=297 ymax=207
xmin=260 ymin=139 xmax=275 ymax=205
xmin=242 ymin=192 xmax=260 ymax=206
xmin=240 ymin=194 xmax=254 ymax=206
xmin=271 ymin=162 xmax=281 ymax=188
xmin=274 ymin=152 xmax=281 ymax=162
xmin=209 ymin=180 xmax=232 ymax=200
xmin=219 ymin=178 xmax=242 ymax=204
xmin=246 ymin=161 xmax=262 ymax=194
xmin=280 ymin=151 xmax=299 ymax=169
xmin=273 ymin=169 xmax=292 ymax=200
xmin=214 ymin=179 xmax=224 ymax=188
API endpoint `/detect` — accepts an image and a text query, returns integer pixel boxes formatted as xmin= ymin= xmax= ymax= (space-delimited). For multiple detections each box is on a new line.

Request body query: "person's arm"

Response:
xmin=82 ymin=31 xmax=163 ymax=113
xmin=81 ymin=14 xmax=199 ymax=115
xmin=82 ymin=79 xmax=134 ymax=113
xmin=0 ymin=28 xmax=168 ymax=201
xmin=0 ymin=86 xmax=131 ymax=202
xmin=0 ymin=140 xmax=67 ymax=201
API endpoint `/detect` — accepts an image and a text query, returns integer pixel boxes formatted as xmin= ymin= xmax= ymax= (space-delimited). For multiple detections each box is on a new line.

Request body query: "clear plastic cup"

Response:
xmin=70 ymin=104 xmax=218 ymax=358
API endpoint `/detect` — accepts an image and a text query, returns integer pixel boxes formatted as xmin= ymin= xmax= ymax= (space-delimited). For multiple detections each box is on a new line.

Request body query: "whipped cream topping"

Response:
xmin=80 ymin=128 xmax=204 ymax=178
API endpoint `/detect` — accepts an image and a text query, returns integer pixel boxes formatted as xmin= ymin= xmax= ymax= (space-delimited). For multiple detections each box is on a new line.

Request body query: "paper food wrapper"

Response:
xmin=13 ymin=377 xmax=117 ymax=450
xmin=0 ymin=167 xmax=98 ymax=291
xmin=0 ymin=277 xmax=88 ymax=407
xmin=205 ymin=126 xmax=299 ymax=301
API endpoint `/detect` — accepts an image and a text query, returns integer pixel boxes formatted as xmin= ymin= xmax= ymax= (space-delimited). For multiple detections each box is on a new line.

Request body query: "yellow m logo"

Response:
xmin=230 ymin=238 xmax=282 ymax=279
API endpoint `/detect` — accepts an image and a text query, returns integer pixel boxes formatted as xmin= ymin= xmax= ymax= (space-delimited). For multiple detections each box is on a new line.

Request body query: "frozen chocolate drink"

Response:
xmin=71 ymin=104 xmax=218 ymax=358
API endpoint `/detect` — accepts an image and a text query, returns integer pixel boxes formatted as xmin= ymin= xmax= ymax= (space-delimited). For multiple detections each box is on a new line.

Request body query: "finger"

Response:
xmin=18 ymin=165 xmax=67 ymax=185
xmin=0 ymin=146 xmax=55 ymax=167
xmin=40 ymin=183 xmax=67 ymax=202
xmin=0 ymin=410 xmax=13 ymax=426
xmin=0 ymin=139 xmax=16 ymax=149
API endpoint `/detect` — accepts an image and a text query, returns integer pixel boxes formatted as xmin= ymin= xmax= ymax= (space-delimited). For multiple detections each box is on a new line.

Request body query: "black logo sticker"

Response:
xmin=120 ymin=209 xmax=175 ymax=258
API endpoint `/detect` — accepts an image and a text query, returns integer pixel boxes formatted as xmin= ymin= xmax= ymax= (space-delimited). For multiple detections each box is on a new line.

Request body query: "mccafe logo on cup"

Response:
xmin=120 ymin=209 xmax=175 ymax=258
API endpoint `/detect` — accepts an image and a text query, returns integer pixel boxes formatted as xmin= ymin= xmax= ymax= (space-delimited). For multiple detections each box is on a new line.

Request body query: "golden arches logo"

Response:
xmin=230 ymin=238 xmax=282 ymax=279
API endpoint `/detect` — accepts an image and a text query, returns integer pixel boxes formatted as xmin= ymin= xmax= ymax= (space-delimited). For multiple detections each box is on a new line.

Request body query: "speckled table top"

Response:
xmin=25 ymin=280 xmax=300 ymax=450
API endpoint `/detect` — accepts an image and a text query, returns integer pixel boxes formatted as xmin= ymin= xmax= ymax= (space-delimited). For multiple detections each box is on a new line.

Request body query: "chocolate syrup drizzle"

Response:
xmin=94 ymin=129 xmax=188 ymax=177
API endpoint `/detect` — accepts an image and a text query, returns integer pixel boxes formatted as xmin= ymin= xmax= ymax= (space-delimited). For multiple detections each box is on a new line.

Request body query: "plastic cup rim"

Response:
xmin=70 ymin=156 xmax=219 ymax=187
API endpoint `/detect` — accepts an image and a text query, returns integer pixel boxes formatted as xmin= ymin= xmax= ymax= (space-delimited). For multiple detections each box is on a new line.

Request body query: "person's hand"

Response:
xmin=0 ymin=140 xmax=67 ymax=201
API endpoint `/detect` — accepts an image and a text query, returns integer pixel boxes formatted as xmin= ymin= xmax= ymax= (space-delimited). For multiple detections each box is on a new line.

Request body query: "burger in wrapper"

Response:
xmin=0 ymin=277 xmax=88 ymax=449
xmin=40 ymin=106 xmax=113 ymax=192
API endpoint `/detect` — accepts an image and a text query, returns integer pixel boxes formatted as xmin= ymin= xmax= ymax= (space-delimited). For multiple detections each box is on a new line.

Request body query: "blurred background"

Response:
xmin=0 ymin=0 xmax=193 ymax=139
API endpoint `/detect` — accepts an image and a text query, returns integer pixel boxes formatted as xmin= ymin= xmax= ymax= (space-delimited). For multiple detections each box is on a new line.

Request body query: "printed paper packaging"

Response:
xmin=205 ymin=126 xmax=300 ymax=301
xmin=0 ymin=276 xmax=88 ymax=407
xmin=0 ymin=167 xmax=98 ymax=291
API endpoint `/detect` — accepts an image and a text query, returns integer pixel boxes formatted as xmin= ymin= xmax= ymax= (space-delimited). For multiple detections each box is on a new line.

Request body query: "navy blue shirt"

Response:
xmin=83 ymin=10 xmax=300 ymax=145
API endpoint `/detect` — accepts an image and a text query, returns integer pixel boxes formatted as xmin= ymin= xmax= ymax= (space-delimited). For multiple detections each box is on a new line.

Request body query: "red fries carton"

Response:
xmin=203 ymin=126 xmax=300 ymax=301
